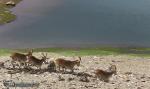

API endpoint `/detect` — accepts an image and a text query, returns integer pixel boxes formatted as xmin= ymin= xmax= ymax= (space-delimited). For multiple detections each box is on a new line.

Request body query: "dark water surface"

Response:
xmin=0 ymin=0 xmax=150 ymax=48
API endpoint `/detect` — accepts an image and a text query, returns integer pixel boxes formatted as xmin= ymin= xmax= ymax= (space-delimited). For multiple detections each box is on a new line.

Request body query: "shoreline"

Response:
xmin=1 ymin=47 xmax=150 ymax=57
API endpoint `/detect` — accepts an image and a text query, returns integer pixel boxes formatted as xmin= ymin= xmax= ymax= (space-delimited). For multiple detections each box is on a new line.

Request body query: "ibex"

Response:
xmin=27 ymin=53 xmax=48 ymax=70
xmin=55 ymin=56 xmax=81 ymax=73
xmin=10 ymin=49 xmax=33 ymax=68
xmin=94 ymin=65 xmax=117 ymax=82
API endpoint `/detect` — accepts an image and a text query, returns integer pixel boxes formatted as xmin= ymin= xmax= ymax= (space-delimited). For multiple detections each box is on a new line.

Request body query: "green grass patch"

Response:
xmin=25 ymin=47 xmax=150 ymax=57
xmin=0 ymin=0 xmax=22 ymax=24
xmin=0 ymin=49 xmax=12 ymax=56
xmin=1 ymin=47 xmax=150 ymax=57
xmin=0 ymin=4 xmax=16 ymax=24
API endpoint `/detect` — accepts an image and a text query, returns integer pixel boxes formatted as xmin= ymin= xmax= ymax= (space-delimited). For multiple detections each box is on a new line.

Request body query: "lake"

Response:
xmin=0 ymin=0 xmax=150 ymax=48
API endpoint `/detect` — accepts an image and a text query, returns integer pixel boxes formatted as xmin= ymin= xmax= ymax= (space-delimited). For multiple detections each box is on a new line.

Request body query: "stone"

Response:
xmin=6 ymin=1 xmax=16 ymax=6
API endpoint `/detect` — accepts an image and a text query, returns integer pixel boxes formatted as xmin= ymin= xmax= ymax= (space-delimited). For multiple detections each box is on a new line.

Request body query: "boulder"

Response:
xmin=6 ymin=1 xmax=16 ymax=6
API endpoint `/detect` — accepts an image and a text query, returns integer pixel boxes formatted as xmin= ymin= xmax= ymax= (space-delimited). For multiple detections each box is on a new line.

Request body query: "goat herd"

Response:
xmin=4 ymin=49 xmax=117 ymax=82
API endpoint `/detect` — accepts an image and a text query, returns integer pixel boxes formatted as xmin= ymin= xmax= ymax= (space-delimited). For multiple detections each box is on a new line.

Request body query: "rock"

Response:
xmin=0 ymin=62 xmax=4 ymax=68
xmin=7 ymin=69 xmax=22 ymax=74
xmin=141 ymin=80 xmax=146 ymax=82
xmin=47 ymin=61 xmax=56 ymax=72
xmin=41 ymin=80 xmax=47 ymax=83
xmin=51 ymin=81 xmax=56 ymax=83
xmin=79 ymin=76 xmax=90 ymax=82
xmin=125 ymin=72 xmax=132 ymax=75
xmin=137 ymin=87 xmax=142 ymax=89
xmin=6 ymin=1 xmax=16 ymax=6
xmin=84 ymin=85 xmax=88 ymax=88
xmin=111 ymin=82 xmax=115 ymax=84
xmin=67 ymin=77 xmax=74 ymax=82
xmin=76 ymin=72 xmax=92 ymax=77
xmin=69 ymin=88 xmax=76 ymax=89
xmin=125 ymin=79 xmax=130 ymax=82
xmin=140 ymin=75 xmax=145 ymax=79
xmin=112 ymin=60 xmax=116 ymax=62
xmin=58 ymin=75 xmax=65 ymax=81
xmin=84 ymin=85 xmax=94 ymax=88
xmin=69 ymin=83 xmax=76 ymax=86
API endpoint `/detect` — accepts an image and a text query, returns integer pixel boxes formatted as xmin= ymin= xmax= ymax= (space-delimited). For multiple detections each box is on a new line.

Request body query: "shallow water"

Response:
xmin=0 ymin=0 xmax=150 ymax=48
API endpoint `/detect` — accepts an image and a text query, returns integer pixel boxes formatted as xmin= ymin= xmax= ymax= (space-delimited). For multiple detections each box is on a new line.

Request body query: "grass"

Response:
xmin=0 ymin=4 xmax=15 ymax=24
xmin=33 ymin=47 xmax=150 ymax=57
xmin=1 ymin=47 xmax=150 ymax=57
xmin=0 ymin=48 xmax=12 ymax=56
xmin=0 ymin=0 xmax=21 ymax=24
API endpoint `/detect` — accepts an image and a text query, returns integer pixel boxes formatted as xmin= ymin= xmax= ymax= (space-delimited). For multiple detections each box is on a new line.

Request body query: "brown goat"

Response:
xmin=55 ymin=56 xmax=81 ymax=73
xmin=27 ymin=53 xmax=48 ymax=69
xmin=10 ymin=49 xmax=33 ymax=68
xmin=94 ymin=65 xmax=117 ymax=82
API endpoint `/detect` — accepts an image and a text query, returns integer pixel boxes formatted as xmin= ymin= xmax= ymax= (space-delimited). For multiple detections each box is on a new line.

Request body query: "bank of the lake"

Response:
xmin=1 ymin=47 xmax=150 ymax=57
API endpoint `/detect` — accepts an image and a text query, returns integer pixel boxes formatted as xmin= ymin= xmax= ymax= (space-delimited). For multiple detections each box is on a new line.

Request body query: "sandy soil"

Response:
xmin=0 ymin=53 xmax=150 ymax=89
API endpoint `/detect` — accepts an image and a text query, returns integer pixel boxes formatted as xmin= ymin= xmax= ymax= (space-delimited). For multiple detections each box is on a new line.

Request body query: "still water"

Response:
xmin=0 ymin=0 xmax=150 ymax=48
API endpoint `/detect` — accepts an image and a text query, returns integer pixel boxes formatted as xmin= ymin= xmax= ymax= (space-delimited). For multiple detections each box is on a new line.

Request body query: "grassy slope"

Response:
xmin=0 ymin=0 xmax=21 ymax=24
xmin=1 ymin=47 xmax=150 ymax=57
xmin=0 ymin=4 xmax=16 ymax=24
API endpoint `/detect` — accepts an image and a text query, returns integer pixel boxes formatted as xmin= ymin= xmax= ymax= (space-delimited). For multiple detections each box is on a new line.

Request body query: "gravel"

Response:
xmin=0 ymin=53 xmax=150 ymax=89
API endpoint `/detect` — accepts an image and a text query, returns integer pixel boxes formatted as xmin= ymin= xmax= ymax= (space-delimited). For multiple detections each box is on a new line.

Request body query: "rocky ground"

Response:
xmin=0 ymin=52 xmax=150 ymax=89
